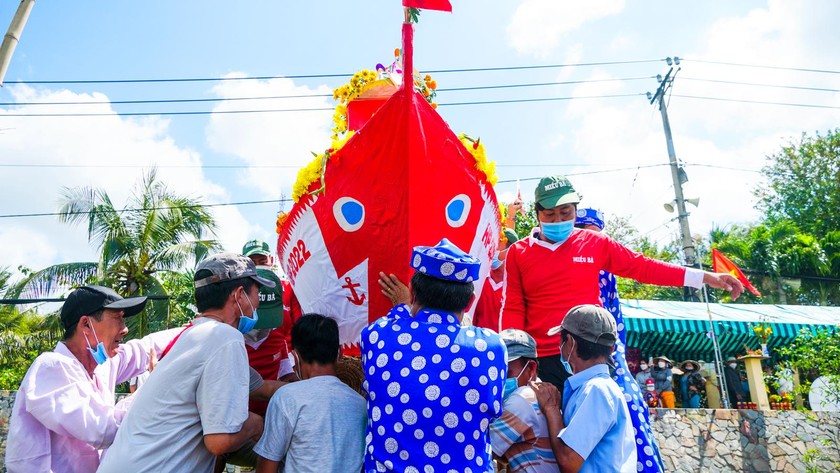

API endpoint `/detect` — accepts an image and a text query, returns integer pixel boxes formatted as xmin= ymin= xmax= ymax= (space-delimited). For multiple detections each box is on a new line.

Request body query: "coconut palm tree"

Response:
xmin=9 ymin=169 xmax=221 ymax=338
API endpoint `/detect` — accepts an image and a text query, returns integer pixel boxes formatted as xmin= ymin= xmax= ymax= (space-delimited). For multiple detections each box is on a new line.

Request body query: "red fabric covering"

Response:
xmin=472 ymin=277 xmax=503 ymax=331
xmin=279 ymin=280 xmax=302 ymax=351
xmin=501 ymin=230 xmax=687 ymax=357
xmin=278 ymin=57 xmax=499 ymax=347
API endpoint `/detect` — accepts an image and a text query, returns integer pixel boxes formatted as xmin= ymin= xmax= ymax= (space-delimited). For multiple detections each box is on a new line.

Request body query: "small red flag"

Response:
xmin=711 ymin=249 xmax=762 ymax=297
xmin=403 ymin=0 xmax=452 ymax=12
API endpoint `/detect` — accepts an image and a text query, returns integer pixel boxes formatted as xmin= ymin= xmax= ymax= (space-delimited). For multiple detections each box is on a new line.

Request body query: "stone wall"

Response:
xmin=1 ymin=391 xmax=839 ymax=472
xmin=650 ymin=408 xmax=840 ymax=472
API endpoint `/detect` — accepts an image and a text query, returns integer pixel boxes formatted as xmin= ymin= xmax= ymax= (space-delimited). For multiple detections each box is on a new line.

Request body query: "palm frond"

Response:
xmin=5 ymin=262 xmax=99 ymax=299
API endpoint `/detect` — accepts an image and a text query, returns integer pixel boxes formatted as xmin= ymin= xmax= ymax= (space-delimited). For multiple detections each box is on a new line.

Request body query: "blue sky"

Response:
xmin=1 ymin=0 xmax=839 ymax=283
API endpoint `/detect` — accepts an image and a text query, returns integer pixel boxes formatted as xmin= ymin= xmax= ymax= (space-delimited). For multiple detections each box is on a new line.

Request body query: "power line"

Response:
xmin=672 ymin=94 xmax=840 ymax=110
xmin=685 ymin=163 xmax=762 ymax=173
xmin=0 ymin=198 xmax=290 ymax=219
xmin=0 ymin=162 xmax=630 ymax=170
xmin=683 ymin=59 xmax=840 ymax=75
xmin=0 ymin=93 xmax=645 ymax=117
xmin=0 ymin=165 xmax=671 ymax=218
xmin=1 ymin=59 xmax=665 ymax=85
xmin=0 ymin=76 xmax=653 ymax=107
xmin=682 ymin=77 xmax=840 ymax=94
xmin=496 ymin=164 xmax=669 ymax=184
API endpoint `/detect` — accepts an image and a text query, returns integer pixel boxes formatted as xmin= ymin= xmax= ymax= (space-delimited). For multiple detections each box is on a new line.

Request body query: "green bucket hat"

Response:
xmin=253 ymin=268 xmax=283 ymax=329
xmin=534 ymin=175 xmax=581 ymax=209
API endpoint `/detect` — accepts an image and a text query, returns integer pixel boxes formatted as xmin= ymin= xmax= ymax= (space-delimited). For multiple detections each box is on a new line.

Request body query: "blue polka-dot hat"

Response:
xmin=411 ymin=238 xmax=480 ymax=283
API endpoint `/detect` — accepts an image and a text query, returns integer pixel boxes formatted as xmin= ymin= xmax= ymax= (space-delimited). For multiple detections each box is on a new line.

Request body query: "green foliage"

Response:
xmin=711 ymin=221 xmax=840 ymax=305
xmin=0 ymin=267 xmax=63 ymax=390
xmin=604 ymin=215 xmax=685 ymax=301
xmin=756 ymin=128 xmax=840 ymax=237
xmin=158 ymin=270 xmax=198 ymax=329
xmin=776 ymin=328 xmax=840 ymax=409
xmin=9 ymin=169 xmax=221 ymax=340
xmin=511 ymin=201 xmax=539 ymax=240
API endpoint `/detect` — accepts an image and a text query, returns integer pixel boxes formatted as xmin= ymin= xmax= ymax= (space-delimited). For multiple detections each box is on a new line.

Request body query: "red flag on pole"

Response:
xmin=403 ymin=0 xmax=452 ymax=12
xmin=711 ymin=249 xmax=762 ymax=297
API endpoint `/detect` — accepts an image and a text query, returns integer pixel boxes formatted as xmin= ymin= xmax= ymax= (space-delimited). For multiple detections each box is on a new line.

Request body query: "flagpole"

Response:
xmin=697 ymin=243 xmax=731 ymax=408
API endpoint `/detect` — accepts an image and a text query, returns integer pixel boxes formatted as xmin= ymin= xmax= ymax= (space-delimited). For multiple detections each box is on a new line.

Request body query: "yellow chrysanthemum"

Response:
xmin=458 ymin=134 xmax=499 ymax=186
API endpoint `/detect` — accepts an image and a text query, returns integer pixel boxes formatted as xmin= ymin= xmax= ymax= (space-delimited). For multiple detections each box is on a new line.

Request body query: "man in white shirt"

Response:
xmin=98 ymin=253 xmax=269 ymax=473
xmin=5 ymin=285 xmax=176 ymax=473
xmin=254 ymin=314 xmax=367 ymax=473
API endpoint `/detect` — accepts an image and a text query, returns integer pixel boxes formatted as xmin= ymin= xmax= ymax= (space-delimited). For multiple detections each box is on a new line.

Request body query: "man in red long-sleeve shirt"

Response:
xmin=500 ymin=175 xmax=743 ymax=392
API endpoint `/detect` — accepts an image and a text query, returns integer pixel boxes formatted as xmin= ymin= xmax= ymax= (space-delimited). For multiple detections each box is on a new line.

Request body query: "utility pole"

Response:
xmin=648 ymin=57 xmax=701 ymax=301
xmin=0 ymin=0 xmax=36 ymax=87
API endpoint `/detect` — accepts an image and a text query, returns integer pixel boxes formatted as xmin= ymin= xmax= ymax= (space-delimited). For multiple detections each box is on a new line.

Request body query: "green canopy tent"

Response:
xmin=622 ymin=300 xmax=840 ymax=361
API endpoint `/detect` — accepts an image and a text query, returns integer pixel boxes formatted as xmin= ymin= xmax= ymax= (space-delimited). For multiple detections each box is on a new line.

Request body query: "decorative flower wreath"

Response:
xmin=286 ymin=53 xmax=497 ymax=210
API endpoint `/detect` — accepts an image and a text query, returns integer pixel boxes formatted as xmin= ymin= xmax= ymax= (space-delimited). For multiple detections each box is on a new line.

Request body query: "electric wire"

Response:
xmin=0 ymin=59 xmax=666 ymax=85
xmin=0 ymin=93 xmax=646 ymax=117
xmin=0 ymin=165 xmax=671 ymax=219
xmin=682 ymin=59 xmax=840 ymax=75
xmin=0 ymin=76 xmax=654 ymax=107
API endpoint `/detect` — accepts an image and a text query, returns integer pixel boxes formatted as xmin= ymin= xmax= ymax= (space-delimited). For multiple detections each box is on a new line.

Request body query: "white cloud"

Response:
xmin=205 ymin=74 xmax=334 ymax=200
xmin=0 ymin=85 xmax=248 ymax=281
xmin=540 ymin=1 xmax=840 ymax=255
xmin=507 ymin=0 xmax=625 ymax=57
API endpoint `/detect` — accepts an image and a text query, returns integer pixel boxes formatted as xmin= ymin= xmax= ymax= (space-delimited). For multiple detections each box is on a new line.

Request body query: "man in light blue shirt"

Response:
xmin=532 ymin=305 xmax=636 ymax=472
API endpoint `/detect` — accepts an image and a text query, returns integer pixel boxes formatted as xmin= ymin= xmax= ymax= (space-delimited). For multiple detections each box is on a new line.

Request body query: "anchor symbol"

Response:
xmin=342 ymin=277 xmax=366 ymax=306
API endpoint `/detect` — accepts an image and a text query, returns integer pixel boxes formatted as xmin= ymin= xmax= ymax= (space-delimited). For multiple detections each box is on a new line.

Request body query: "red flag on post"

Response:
xmin=403 ymin=0 xmax=452 ymax=12
xmin=711 ymin=249 xmax=762 ymax=297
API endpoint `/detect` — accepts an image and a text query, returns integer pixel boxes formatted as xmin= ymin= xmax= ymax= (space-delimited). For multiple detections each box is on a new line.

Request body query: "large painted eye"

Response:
xmin=333 ymin=197 xmax=365 ymax=232
xmin=445 ymin=194 xmax=471 ymax=228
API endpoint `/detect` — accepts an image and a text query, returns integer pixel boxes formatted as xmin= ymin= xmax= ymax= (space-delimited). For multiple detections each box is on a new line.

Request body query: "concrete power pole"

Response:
xmin=0 ymin=0 xmax=36 ymax=87
xmin=648 ymin=58 xmax=701 ymax=301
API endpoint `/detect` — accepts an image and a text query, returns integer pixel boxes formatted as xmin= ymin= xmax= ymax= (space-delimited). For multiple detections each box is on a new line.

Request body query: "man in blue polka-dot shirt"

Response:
xmin=361 ymin=239 xmax=507 ymax=473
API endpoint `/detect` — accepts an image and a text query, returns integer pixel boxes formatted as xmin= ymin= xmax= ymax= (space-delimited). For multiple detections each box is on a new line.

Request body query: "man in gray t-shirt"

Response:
xmin=99 ymin=253 xmax=272 ymax=473
xmin=255 ymin=314 xmax=366 ymax=473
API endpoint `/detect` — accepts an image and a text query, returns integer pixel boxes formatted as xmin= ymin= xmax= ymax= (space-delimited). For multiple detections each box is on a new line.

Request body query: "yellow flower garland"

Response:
xmin=290 ymin=66 xmax=497 ymax=204
xmin=291 ymin=131 xmax=356 ymax=202
xmin=458 ymin=134 xmax=499 ymax=186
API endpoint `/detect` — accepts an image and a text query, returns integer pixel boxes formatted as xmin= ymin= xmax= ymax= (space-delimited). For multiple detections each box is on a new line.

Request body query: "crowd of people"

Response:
xmin=5 ymin=174 xmax=745 ymax=473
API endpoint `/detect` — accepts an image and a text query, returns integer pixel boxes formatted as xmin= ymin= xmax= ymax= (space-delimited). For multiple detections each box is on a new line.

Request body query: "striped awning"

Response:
xmin=621 ymin=300 xmax=839 ymax=361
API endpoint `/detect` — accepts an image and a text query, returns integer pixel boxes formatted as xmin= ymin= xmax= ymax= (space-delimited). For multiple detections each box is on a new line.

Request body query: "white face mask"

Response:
xmin=729 ymin=363 xmax=737 ymax=370
xmin=658 ymin=361 xmax=666 ymax=369
xmin=639 ymin=363 xmax=648 ymax=371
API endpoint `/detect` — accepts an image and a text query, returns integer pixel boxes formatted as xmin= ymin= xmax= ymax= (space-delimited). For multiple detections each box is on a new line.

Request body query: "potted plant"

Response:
xmin=781 ymin=393 xmax=793 ymax=410
xmin=750 ymin=319 xmax=773 ymax=356
xmin=769 ymin=394 xmax=781 ymax=410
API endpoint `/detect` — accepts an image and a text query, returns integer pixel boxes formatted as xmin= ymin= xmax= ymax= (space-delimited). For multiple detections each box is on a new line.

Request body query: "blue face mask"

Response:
xmin=490 ymin=252 xmax=503 ymax=270
xmin=236 ymin=294 xmax=259 ymax=334
xmin=83 ymin=325 xmax=109 ymax=365
xmin=503 ymin=362 xmax=531 ymax=399
xmin=540 ymin=220 xmax=575 ymax=245
xmin=559 ymin=339 xmax=575 ymax=375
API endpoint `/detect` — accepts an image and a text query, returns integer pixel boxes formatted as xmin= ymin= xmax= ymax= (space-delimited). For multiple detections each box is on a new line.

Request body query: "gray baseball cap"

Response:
xmin=547 ymin=304 xmax=617 ymax=347
xmin=194 ymin=253 xmax=276 ymax=289
xmin=499 ymin=329 xmax=538 ymax=362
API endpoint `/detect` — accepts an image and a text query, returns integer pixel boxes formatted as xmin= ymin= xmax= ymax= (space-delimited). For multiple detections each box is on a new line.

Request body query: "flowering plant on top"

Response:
xmin=751 ymin=318 xmax=773 ymax=344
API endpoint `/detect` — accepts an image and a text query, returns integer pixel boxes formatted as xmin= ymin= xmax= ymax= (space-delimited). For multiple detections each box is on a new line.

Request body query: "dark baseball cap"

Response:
xmin=499 ymin=329 xmax=537 ymax=362
xmin=194 ymin=253 xmax=276 ymax=289
xmin=60 ymin=285 xmax=148 ymax=330
xmin=547 ymin=304 xmax=617 ymax=347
